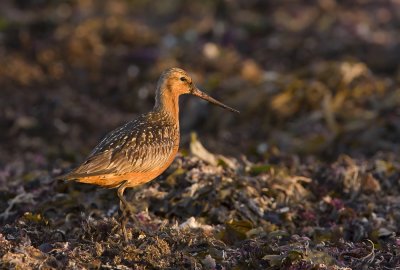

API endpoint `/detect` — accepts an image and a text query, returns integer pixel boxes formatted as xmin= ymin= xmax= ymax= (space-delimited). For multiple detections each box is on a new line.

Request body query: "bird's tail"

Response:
xmin=55 ymin=171 xmax=75 ymax=181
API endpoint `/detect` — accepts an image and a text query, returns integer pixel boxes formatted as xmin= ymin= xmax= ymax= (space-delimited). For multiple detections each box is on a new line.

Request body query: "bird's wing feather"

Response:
xmin=60 ymin=114 xmax=178 ymax=180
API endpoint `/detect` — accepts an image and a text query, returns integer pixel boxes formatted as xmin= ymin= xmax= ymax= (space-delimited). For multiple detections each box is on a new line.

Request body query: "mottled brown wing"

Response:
xmin=60 ymin=113 xmax=178 ymax=179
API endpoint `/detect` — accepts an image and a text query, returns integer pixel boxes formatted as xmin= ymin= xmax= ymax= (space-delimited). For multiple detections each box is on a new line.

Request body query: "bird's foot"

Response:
xmin=120 ymin=203 xmax=149 ymax=243
xmin=120 ymin=210 xmax=156 ymax=242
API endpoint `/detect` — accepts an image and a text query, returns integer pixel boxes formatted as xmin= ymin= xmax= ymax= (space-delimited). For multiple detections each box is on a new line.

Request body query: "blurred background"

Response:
xmin=1 ymin=0 xmax=400 ymax=171
xmin=1 ymin=1 xmax=400 ymax=268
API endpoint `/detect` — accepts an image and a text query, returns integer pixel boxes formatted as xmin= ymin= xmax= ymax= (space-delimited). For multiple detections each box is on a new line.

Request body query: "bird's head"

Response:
xmin=157 ymin=68 xmax=239 ymax=113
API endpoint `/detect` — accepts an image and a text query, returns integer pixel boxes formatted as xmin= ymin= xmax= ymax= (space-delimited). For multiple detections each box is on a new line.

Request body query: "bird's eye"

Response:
xmin=180 ymin=77 xmax=187 ymax=82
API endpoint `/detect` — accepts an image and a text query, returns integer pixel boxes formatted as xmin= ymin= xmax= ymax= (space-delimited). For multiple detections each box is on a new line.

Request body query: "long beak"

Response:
xmin=191 ymin=86 xmax=239 ymax=113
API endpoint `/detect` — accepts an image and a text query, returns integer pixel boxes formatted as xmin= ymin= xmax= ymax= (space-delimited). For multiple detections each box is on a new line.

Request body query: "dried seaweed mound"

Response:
xmin=1 ymin=140 xmax=399 ymax=269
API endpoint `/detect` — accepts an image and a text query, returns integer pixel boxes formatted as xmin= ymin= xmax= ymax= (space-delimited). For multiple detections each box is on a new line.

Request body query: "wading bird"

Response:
xmin=57 ymin=68 xmax=238 ymax=240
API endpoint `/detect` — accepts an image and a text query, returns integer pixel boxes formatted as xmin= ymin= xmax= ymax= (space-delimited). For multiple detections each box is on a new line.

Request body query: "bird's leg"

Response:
xmin=117 ymin=181 xmax=131 ymax=242
xmin=117 ymin=182 xmax=138 ymax=215
xmin=117 ymin=181 xmax=139 ymax=242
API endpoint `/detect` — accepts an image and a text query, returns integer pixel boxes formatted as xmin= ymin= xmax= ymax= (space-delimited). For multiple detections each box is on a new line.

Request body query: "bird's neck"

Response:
xmin=154 ymin=88 xmax=180 ymax=122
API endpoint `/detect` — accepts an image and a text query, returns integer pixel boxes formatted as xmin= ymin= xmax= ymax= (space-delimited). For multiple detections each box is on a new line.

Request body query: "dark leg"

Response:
xmin=117 ymin=181 xmax=134 ymax=242
xmin=117 ymin=181 xmax=128 ymax=211
xmin=117 ymin=181 xmax=147 ymax=242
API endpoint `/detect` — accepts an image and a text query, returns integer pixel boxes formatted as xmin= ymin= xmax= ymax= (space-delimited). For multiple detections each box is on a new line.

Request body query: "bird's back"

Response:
xmin=59 ymin=111 xmax=179 ymax=188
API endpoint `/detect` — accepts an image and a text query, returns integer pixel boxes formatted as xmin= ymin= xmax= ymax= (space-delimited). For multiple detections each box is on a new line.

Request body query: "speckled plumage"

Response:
xmin=59 ymin=68 xmax=237 ymax=189
xmin=63 ymin=111 xmax=179 ymax=188
xmin=57 ymin=68 xmax=238 ymax=240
